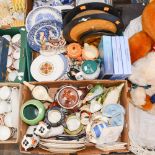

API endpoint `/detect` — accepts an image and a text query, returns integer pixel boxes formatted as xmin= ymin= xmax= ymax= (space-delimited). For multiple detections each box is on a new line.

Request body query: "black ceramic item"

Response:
xmin=44 ymin=106 xmax=65 ymax=127
xmin=79 ymin=29 xmax=116 ymax=45
xmin=63 ymin=2 xmax=121 ymax=27
xmin=63 ymin=13 xmax=124 ymax=43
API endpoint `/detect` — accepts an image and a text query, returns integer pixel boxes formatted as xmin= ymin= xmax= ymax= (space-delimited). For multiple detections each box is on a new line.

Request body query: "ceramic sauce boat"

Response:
xmin=23 ymin=81 xmax=53 ymax=102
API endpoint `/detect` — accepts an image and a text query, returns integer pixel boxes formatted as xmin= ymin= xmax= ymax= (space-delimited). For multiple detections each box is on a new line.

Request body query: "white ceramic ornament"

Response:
xmin=23 ymin=81 xmax=53 ymax=102
xmin=0 ymin=101 xmax=12 ymax=114
xmin=8 ymin=46 xmax=14 ymax=55
xmin=0 ymin=86 xmax=11 ymax=100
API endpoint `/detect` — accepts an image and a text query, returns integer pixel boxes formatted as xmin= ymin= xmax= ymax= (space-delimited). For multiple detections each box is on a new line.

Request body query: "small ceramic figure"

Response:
xmin=82 ymin=43 xmax=99 ymax=60
xmin=21 ymin=134 xmax=40 ymax=151
xmin=23 ymin=81 xmax=53 ymax=102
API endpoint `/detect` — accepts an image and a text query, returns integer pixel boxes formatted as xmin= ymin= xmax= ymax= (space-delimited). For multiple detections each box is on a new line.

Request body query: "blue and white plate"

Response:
xmin=28 ymin=20 xmax=62 ymax=52
xmin=26 ymin=6 xmax=62 ymax=32
xmin=33 ymin=0 xmax=63 ymax=9
xmin=30 ymin=54 xmax=67 ymax=81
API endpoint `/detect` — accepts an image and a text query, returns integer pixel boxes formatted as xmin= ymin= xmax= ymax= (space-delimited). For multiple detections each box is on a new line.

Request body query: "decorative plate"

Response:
xmin=63 ymin=2 xmax=119 ymax=27
xmin=30 ymin=54 xmax=66 ymax=81
xmin=28 ymin=20 xmax=62 ymax=52
xmin=26 ymin=6 xmax=62 ymax=32
xmin=63 ymin=13 xmax=123 ymax=43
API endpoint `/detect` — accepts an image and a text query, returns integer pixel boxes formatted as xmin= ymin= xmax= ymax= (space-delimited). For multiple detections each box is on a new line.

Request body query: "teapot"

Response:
xmin=76 ymin=60 xmax=101 ymax=80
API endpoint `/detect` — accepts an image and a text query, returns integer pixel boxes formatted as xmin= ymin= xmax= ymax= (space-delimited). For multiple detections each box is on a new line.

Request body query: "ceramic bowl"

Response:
xmin=45 ymin=106 xmax=65 ymax=127
xmin=56 ymin=86 xmax=80 ymax=109
xmin=20 ymin=99 xmax=45 ymax=125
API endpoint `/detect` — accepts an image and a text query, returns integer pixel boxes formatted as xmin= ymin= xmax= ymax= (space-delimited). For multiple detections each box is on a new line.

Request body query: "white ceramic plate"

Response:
xmin=26 ymin=6 xmax=62 ymax=32
xmin=30 ymin=54 xmax=65 ymax=81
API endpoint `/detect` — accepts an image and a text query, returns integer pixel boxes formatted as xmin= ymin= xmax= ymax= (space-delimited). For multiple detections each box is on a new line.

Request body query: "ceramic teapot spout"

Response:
xmin=23 ymin=81 xmax=35 ymax=91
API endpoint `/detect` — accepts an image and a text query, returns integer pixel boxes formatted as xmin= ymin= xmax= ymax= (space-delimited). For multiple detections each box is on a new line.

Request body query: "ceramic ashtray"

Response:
xmin=20 ymin=99 xmax=45 ymax=125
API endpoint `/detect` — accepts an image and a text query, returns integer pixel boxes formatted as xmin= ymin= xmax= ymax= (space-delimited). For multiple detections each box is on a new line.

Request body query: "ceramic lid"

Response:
xmin=82 ymin=60 xmax=97 ymax=74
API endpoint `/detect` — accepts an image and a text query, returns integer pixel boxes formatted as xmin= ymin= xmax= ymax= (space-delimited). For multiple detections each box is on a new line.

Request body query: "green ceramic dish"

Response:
xmin=20 ymin=99 xmax=45 ymax=125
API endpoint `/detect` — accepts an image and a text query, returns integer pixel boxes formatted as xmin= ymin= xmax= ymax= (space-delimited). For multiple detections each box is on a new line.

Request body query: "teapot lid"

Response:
xmin=82 ymin=60 xmax=97 ymax=74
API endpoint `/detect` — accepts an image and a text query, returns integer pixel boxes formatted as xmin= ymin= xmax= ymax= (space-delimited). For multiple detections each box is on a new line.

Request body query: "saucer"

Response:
xmin=30 ymin=54 xmax=66 ymax=81
xmin=26 ymin=6 xmax=62 ymax=32
xmin=28 ymin=20 xmax=62 ymax=52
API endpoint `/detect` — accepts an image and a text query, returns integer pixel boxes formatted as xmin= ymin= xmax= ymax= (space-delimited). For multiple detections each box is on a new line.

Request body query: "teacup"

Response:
xmin=4 ymin=112 xmax=13 ymax=127
xmin=0 ymin=86 xmax=11 ymax=100
xmin=20 ymin=100 xmax=45 ymax=125
xmin=0 ymin=125 xmax=16 ymax=141
xmin=0 ymin=101 xmax=11 ymax=114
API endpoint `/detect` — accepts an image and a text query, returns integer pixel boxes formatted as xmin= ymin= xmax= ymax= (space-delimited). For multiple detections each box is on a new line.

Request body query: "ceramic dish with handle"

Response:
xmin=28 ymin=20 xmax=62 ymax=52
xmin=63 ymin=2 xmax=120 ymax=26
xmin=63 ymin=13 xmax=123 ymax=43
xmin=26 ymin=6 xmax=62 ymax=32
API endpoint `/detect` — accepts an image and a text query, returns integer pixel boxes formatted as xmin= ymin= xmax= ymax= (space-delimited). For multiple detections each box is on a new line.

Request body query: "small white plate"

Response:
xmin=30 ymin=54 xmax=65 ymax=81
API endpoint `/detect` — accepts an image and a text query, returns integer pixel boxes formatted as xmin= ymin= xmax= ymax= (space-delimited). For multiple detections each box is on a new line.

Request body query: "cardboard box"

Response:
xmin=20 ymin=80 xmax=129 ymax=154
xmin=0 ymin=28 xmax=32 ymax=82
xmin=0 ymin=83 xmax=22 ymax=144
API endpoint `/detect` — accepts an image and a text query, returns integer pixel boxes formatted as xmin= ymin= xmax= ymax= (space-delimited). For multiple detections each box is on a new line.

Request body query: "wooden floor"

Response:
xmin=0 ymin=144 xmax=134 ymax=155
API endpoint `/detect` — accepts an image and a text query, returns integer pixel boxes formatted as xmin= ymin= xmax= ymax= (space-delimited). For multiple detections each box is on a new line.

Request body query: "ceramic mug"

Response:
xmin=75 ymin=60 xmax=101 ymax=80
xmin=20 ymin=99 xmax=45 ymax=125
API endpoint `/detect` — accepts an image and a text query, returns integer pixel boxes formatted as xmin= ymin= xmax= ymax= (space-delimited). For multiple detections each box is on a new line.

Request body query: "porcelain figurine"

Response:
xmin=0 ymin=101 xmax=11 ymax=114
xmin=42 ymin=125 xmax=64 ymax=138
xmin=0 ymin=86 xmax=11 ymax=100
xmin=82 ymin=43 xmax=99 ymax=60
xmin=34 ymin=122 xmax=50 ymax=137
xmin=23 ymin=81 xmax=53 ymax=102
xmin=83 ymin=85 xmax=105 ymax=103
xmin=21 ymin=134 xmax=40 ymax=151
xmin=76 ymin=60 xmax=101 ymax=80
